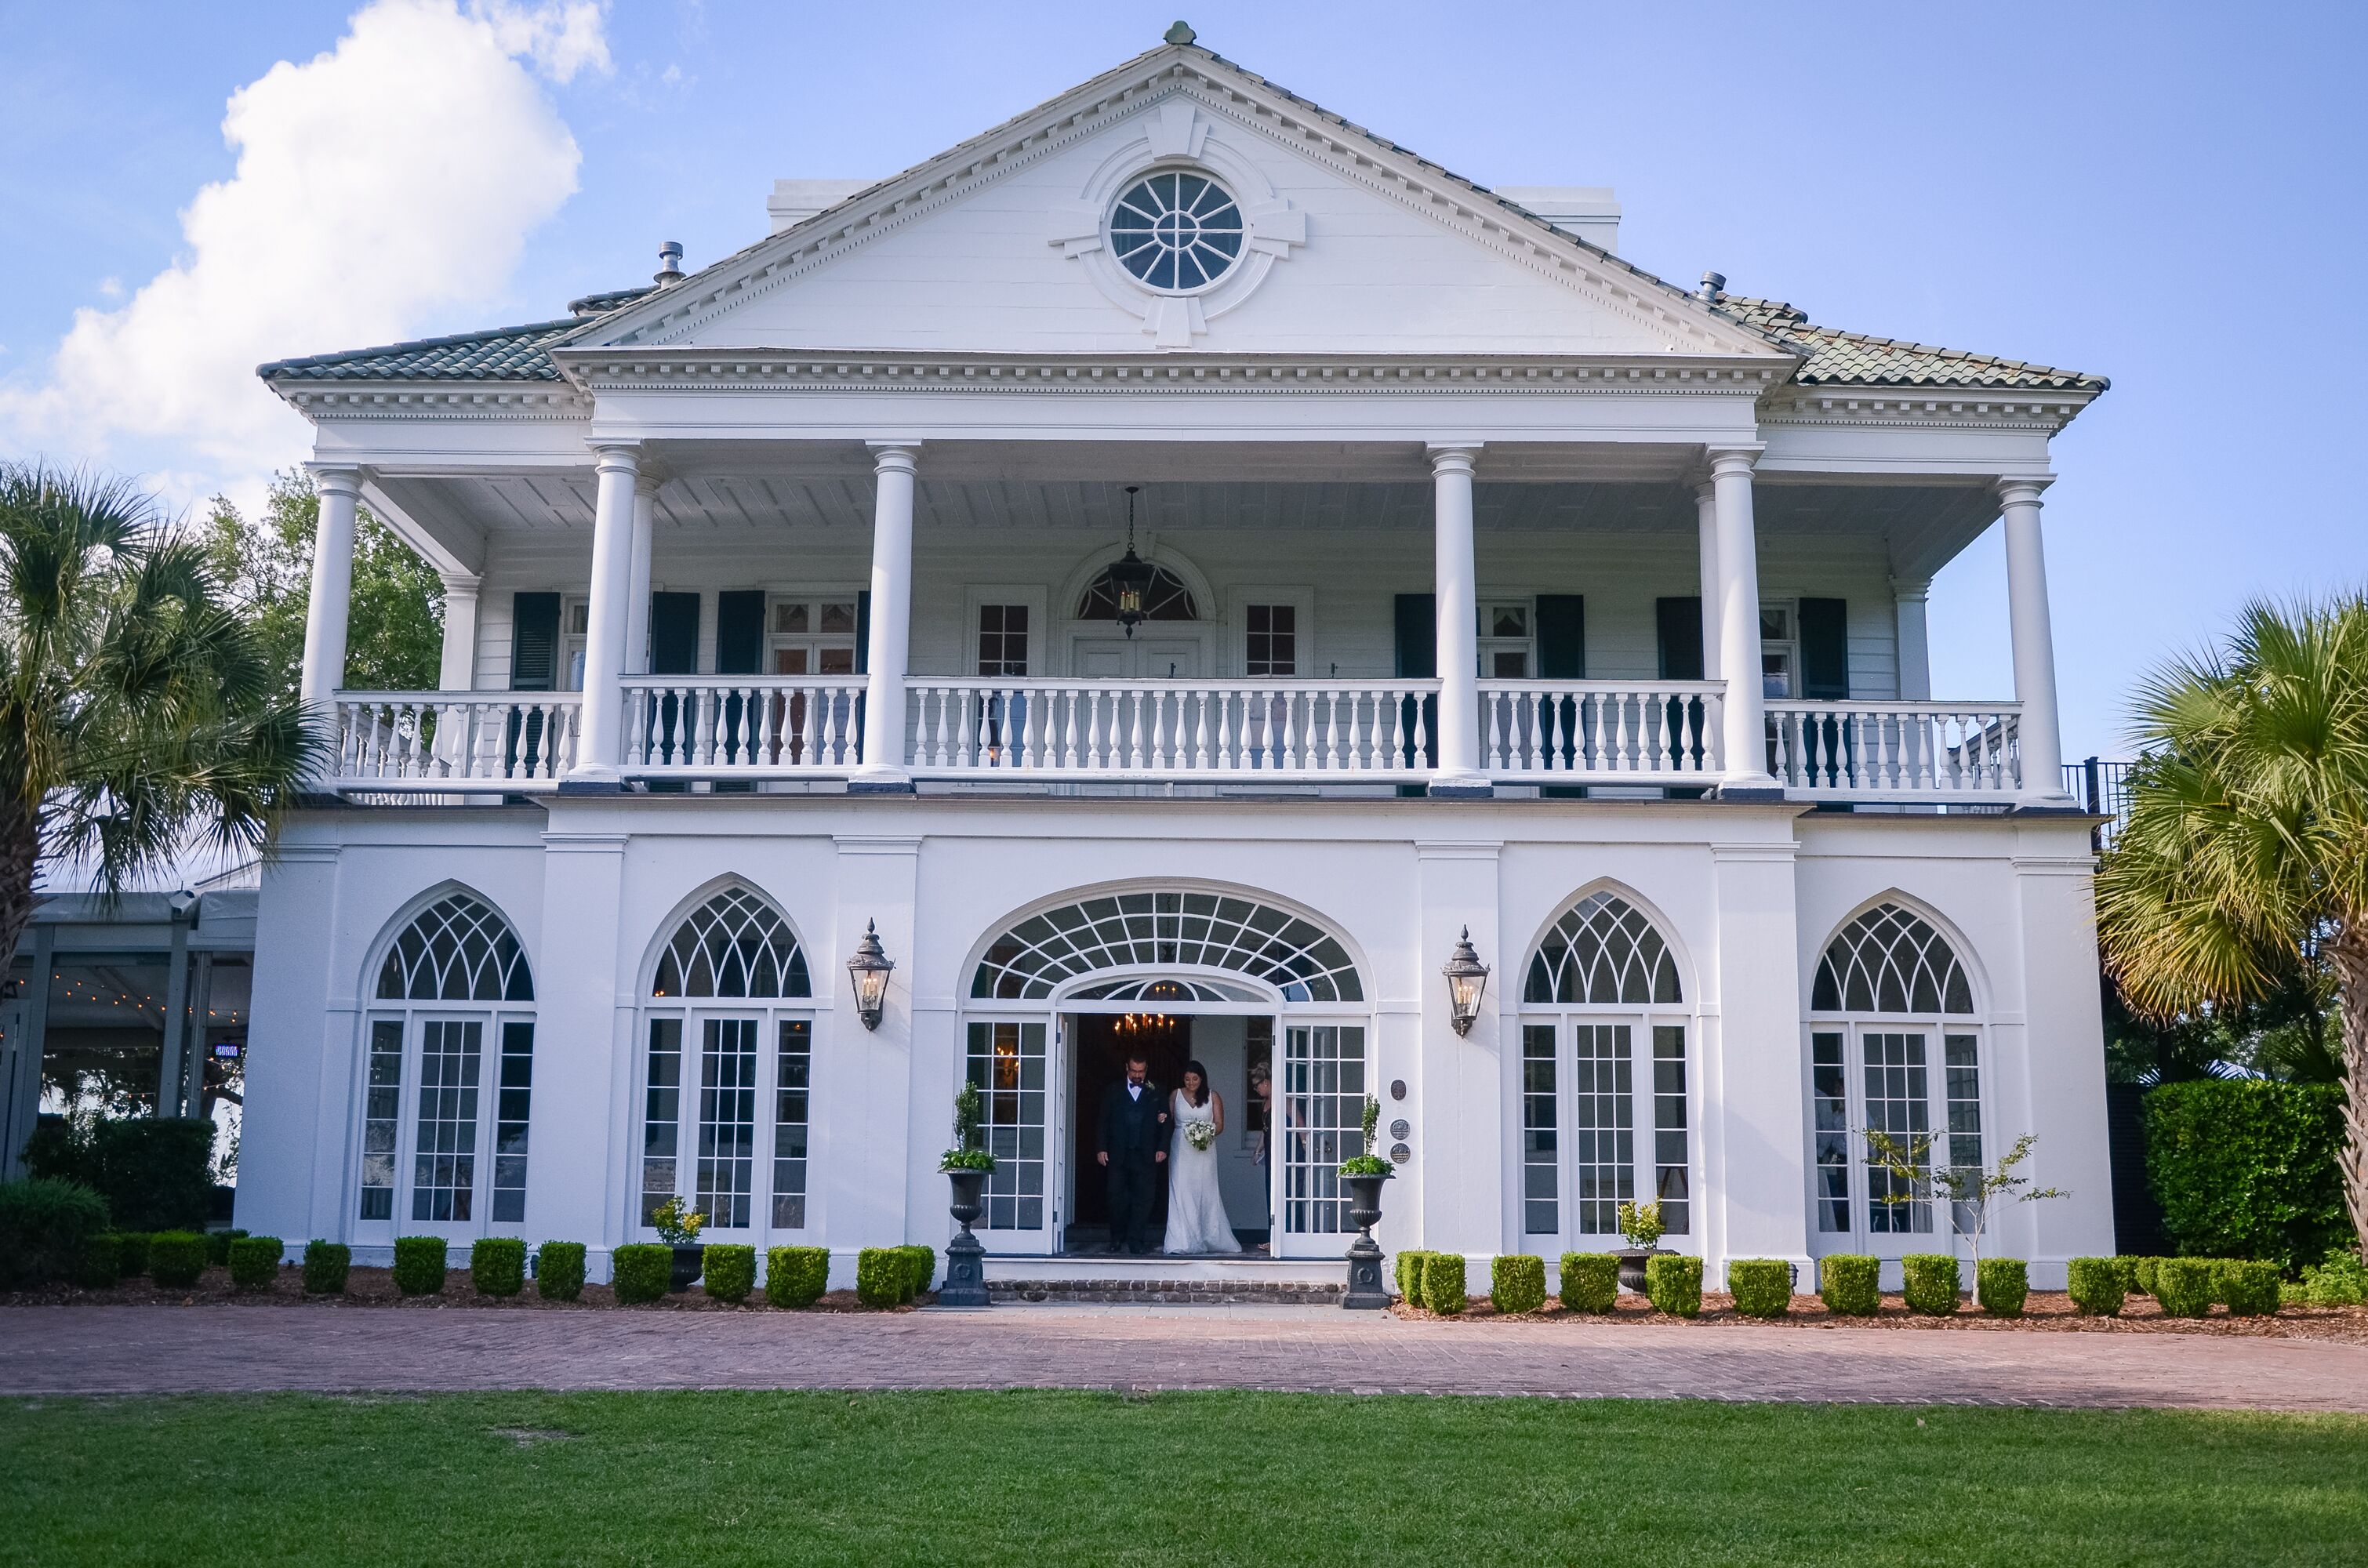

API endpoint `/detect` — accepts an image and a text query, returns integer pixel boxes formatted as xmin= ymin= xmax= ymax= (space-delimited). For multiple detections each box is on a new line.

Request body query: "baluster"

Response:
xmin=1410 ymin=688 xmax=1428 ymax=773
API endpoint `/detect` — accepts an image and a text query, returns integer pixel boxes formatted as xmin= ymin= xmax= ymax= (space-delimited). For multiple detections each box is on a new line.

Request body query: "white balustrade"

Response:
xmin=621 ymin=676 xmax=865 ymax=775
xmin=1766 ymin=701 xmax=2023 ymax=799
xmin=1479 ymin=681 xmax=1724 ymax=782
xmin=331 ymin=692 xmax=580 ymax=789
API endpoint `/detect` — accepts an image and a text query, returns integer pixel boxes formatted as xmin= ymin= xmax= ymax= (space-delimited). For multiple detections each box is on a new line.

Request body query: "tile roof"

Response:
xmin=258 ymin=318 xmax=579 ymax=382
xmin=1714 ymin=294 xmax=2107 ymax=394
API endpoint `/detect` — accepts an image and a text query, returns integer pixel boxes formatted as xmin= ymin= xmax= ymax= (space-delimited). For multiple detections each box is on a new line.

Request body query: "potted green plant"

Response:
xmin=938 ymin=1080 xmax=997 ymax=1307
xmin=1336 ymin=1095 xmax=1395 ymax=1309
xmin=649 ymin=1195 xmax=707 ymax=1292
xmin=1614 ymin=1200 xmax=1672 ymax=1294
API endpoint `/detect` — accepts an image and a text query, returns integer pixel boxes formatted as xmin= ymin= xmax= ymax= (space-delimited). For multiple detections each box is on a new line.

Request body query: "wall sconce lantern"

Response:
xmin=1441 ymin=926 xmax=1490 ymax=1036
xmin=1107 ymin=485 xmax=1155 ymax=638
xmin=847 ymin=920 xmax=895 ymax=1031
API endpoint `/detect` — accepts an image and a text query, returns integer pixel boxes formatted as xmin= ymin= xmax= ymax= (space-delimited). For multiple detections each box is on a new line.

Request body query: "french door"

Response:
xmin=1515 ymin=1016 xmax=1691 ymax=1249
xmin=1277 ymin=1022 xmax=1367 ymax=1258
xmin=1810 ymin=1024 xmax=1985 ymax=1252
xmin=965 ymin=1018 xmax=1054 ymax=1254
xmin=637 ymin=1012 xmax=813 ymax=1240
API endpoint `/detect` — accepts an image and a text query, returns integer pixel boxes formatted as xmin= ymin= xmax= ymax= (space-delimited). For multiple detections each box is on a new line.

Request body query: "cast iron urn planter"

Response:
xmin=668 ymin=1244 xmax=706 ymax=1294
xmin=1341 ymin=1171 xmax=1393 ymax=1309
xmin=938 ymin=1167 xmax=992 ymax=1308
xmin=1615 ymin=1247 xmax=1674 ymax=1295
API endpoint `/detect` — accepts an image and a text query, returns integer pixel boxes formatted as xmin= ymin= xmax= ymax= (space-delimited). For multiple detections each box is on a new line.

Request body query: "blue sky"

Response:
xmin=2 ymin=0 xmax=2362 ymax=762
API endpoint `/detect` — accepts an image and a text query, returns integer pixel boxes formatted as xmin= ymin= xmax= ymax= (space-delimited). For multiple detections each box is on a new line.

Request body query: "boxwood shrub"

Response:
xmin=1421 ymin=1252 xmax=1469 ymax=1315
xmin=2131 ymin=1256 xmax=2162 ymax=1297
xmin=535 ymin=1241 xmax=585 ymax=1301
xmin=765 ymin=1245 xmax=830 ymax=1307
xmin=73 ymin=1232 xmax=122 ymax=1290
xmin=1900 ymin=1254 xmax=1961 ymax=1316
xmin=1975 ymin=1257 xmax=2028 ymax=1317
xmin=113 ymin=1232 xmax=151 ymax=1279
xmin=2066 ymin=1256 xmax=2126 ymax=1316
xmin=2146 ymin=1080 xmax=2347 ymax=1272
xmin=1819 ymin=1253 xmax=1880 ymax=1316
xmin=205 ymin=1228 xmax=248 ymax=1267
xmin=2153 ymin=1256 xmax=2217 ymax=1317
xmin=302 ymin=1240 xmax=351 ymax=1296
xmin=147 ymin=1229 xmax=209 ymax=1289
xmin=1726 ymin=1258 xmax=1792 ymax=1318
xmin=1645 ymin=1253 xmax=1702 ymax=1317
xmin=2217 ymin=1258 xmax=2283 ymax=1317
xmin=611 ymin=1243 xmax=670 ymax=1304
xmin=1559 ymin=1252 xmax=1619 ymax=1314
xmin=1394 ymin=1250 xmax=1432 ymax=1302
xmin=855 ymin=1247 xmax=909 ymax=1307
xmin=470 ymin=1237 xmax=526 ymax=1298
xmin=391 ymin=1236 xmax=448 ymax=1297
xmin=898 ymin=1245 xmax=936 ymax=1298
xmin=703 ymin=1243 xmax=757 ymax=1304
xmin=1489 ymin=1254 xmax=1546 ymax=1315
xmin=227 ymin=1235 xmax=283 ymax=1293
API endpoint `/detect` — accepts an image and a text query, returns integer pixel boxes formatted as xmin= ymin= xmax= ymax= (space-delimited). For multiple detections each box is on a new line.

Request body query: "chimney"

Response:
xmin=654 ymin=241 xmax=685 ymax=286
xmin=1495 ymin=187 xmax=1620 ymax=253
xmin=1697 ymin=271 xmax=1727 ymax=303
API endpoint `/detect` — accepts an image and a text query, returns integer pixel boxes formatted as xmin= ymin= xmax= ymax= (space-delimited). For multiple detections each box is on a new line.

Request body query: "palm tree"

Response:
xmin=2097 ymin=594 xmax=2368 ymax=1260
xmin=0 ymin=463 xmax=322 ymax=973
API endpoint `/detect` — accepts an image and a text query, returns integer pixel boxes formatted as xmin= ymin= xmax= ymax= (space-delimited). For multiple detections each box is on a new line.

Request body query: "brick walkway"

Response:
xmin=9 ymin=1305 xmax=2368 ymax=1411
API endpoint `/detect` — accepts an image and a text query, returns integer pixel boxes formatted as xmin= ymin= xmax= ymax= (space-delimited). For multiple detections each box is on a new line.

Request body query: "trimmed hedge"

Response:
xmin=2153 ymin=1256 xmax=2217 ymax=1317
xmin=147 ymin=1230 xmax=209 ymax=1289
xmin=898 ymin=1245 xmax=936 ymax=1299
xmin=227 ymin=1235 xmax=283 ymax=1293
xmin=611 ymin=1243 xmax=670 ymax=1304
xmin=206 ymin=1228 xmax=248 ymax=1267
xmin=302 ymin=1240 xmax=350 ymax=1296
xmin=855 ymin=1247 xmax=908 ymax=1308
xmin=704 ymin=1243 xmax=757 ymax=1304
xmin=536 ymin=1242 xmax=586 ymax=1301
xmin=2147 ymin=1080 xmax=2347 ymax=1271
xmin=114 ymin=1232 xmax=151 ymax=1278
xmin=2131 ymin=1256 xmax=2163 ymax=1297
xmin=0 ymin=1178 xmax=112 ymax=1289
xmin=74 ymin=1231 xmax=122 ymax=1290
xmin=1559 ymin=1252 xmax=1619 ymax=1314
xmin=392 ymin=1236 xmax=448 ymax=1297
xmin=1727 ymin=1258 xmax=1792 ymax=1318
xmin=2066 ymin=1256 xmax=2126 ymax=1316
xmin=1819 ymin=1254 xmax=1880 ymax=1316
xmin=471 ymin=1237 xmax=526 ymax=1298
xmin=767 ymin=1246 xmax=830 ymax=1307
xmin=1490 ymin=1254 xmax=1546 ymax=1315
xmin=1394 ymin=1250 xmax=1432 ymax=1302
xmin=2217 ymin=1258 xmax=2283 ymax=1317
xmin=1976 ymin=1257 xmax=2028 ymax=1318
xmin=1421 ymin=1252 xmax=1469 ymax=1316
xmin=22 ymin=1116 xmax=212 ymax=1233
xmin=1900 ymin=1254 xmax=1961 ymax=1316
xmin=1645 ymin=1253 xmax=1702 ymax=1317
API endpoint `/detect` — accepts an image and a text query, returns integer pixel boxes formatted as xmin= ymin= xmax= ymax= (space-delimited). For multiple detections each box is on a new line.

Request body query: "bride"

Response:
xmin=1162 ymin=1060 xmax=1243 ymax=1254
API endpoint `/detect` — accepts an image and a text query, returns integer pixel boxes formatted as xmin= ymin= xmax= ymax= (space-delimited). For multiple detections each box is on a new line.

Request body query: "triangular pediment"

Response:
xmin=562 ymin=42 xmax=1785 ymax=364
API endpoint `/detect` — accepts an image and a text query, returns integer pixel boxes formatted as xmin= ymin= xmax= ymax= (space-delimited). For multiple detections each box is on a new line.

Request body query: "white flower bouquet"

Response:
xmin=1182 ymin=1119 xmax=1219 ymax=1152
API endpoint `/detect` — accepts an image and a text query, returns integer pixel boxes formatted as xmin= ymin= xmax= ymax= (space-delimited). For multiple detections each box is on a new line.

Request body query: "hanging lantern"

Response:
xmin=846 ymin=919 xmax=895 ymax=1032
xmin=1440 ymin=926 xmax=1491 ymax=1036
xmin=1107 ymin=485 xmax=1156 ymax=639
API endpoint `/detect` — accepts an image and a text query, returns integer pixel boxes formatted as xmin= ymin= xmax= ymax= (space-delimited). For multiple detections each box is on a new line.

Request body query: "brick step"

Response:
xmin=987 ymin=1278 xmax=1345 ymax=1305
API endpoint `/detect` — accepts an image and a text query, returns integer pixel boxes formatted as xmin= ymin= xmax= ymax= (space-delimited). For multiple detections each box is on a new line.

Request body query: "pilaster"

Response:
xmin=1414 ymin=839 xmax=1502 ymax=1258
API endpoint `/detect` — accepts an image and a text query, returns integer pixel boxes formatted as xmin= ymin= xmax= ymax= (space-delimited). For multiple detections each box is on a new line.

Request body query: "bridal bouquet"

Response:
xmin=1182 ymin=1119 xmax=1219 ymax=1152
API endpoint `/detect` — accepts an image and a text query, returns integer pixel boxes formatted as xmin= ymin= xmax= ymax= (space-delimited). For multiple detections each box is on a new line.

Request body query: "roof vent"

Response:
xmin=1164 ymin=20 xmax=1197 ymax=44
xmin=1697 ymin=271 xmax=1727 ymax=303
xmin=655 ymin=241 xmax=685 ymax=286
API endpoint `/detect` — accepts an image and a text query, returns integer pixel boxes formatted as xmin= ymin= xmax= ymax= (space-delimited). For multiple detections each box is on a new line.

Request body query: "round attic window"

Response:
xmin=1109 ymin=172 xmax=1244 ymax=292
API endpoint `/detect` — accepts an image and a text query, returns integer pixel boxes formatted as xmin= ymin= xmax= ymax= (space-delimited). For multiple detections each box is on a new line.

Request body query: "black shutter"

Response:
xmin=1800 ymin=597 xmax=1850 ymax=700
xmin=1393 ymin=593 xmax=1437 ymax=782
xmin=716 ymin=590 xmax=765 ymax=675
xmin=855 ymin=590 xmax=870 ymax=677
xmin=1536 ymin=595 xmax=1585 ymax=680
xmin=1655 ymin=597 xmax=1705 ymax=681
xmin=509 ymin=593 xmax=560 ymax=691
xmin=648 ymin=593 xmax=699 ymax=675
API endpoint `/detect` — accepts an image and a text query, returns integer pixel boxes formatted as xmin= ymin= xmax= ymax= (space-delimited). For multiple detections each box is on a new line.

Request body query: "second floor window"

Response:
xmin=1480 ymin=602 xmax=1531 ymax=678
xmin=771 ymin=599 xmax=858 ymax=677
xmin=978 ymin=604 xmax=1030 ymax=677
xmin=1760 ymin=604 xmax=1796 ymax=699
xmin=1245 ymin=604 xmax=1297 ymax=677
xmin=563 ymin=600 xmax=589 ymax=690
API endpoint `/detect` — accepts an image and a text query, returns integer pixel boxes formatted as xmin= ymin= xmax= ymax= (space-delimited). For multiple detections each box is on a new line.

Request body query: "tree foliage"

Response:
xmin=2145 ymin=1080 xmax=2348 ymax=1270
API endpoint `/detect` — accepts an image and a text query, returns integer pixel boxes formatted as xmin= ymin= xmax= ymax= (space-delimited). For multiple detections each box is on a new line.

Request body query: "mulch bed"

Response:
xmin=1392 ymin=1291 xmax=2368 ymax=1344
xmin=2 ymin=1265 xmax=924 ymax=1313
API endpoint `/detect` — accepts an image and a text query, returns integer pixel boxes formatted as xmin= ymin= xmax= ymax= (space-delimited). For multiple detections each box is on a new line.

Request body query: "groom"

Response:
xmin=1096 ymin=1053 xmax=1168 ymax=1254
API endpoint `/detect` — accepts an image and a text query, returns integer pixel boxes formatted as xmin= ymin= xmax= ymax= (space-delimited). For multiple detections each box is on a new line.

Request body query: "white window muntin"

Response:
xmin=354 ymin=1004 xmax=536 ymax=1237
xmin=1807 ymin=1018 xmax=1988 ymax=1251
xmin=1515 ymin=1005 xmax=1694 ymax=1247
xmin=637 ymin=1003 xmax=815 ymax=1237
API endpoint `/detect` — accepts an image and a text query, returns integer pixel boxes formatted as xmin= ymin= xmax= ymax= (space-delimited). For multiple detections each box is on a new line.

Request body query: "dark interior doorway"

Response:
xmin=1067 ymin=1011 xmax=1191 ymax=1242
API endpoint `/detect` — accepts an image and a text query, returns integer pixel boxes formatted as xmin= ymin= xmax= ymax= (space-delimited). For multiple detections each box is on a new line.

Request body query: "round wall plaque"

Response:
xmin=1389 ymin=1119 xmax=1411 ymax=1142
xmin=1390 ymin=1142 xmax=1412 ymax=1164
xmin=1389 ymin=1079 xmax=1407 ymax=1102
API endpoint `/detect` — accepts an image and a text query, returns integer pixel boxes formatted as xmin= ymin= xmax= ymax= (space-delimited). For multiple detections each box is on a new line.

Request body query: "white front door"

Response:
xmin=1276 ymin=1022 xmax=1368 ymax=1259
xmin=1070 ymin=634 xmax=1203 ymax=680
xmin=965 ymin=1018 xmax=1055 ymax=1254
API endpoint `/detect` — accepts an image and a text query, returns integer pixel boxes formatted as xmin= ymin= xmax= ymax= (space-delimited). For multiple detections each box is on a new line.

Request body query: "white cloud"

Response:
xmin=0 ymin=0 xmax=606 ymax=492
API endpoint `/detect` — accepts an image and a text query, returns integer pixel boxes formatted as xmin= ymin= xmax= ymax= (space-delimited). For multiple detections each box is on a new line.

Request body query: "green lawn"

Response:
xmin=3 ymin=1391 xmax=2363 ymax=1566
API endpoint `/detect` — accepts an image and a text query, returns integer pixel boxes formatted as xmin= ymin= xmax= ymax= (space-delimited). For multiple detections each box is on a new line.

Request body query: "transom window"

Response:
xmin=1077 ymin=564 xmax=1197 ymax=622
xmin=972 ymin=891 xmax=1362 ymax=1003
xmin=770 ymin=598 xmax=859 ymax=677
xmin=1480 ymin=602 xmax=1532 ymax=679
xmin=378 ymin=893 xmax=534 ymax=1002
xmin=1110 ymin=171 xmax=1244 ymax=292
xmin=1813 ymin=903 xmax=1974 ymax=1016
xmin=1527 ymin=891 xmax=1682 ymax=1005
xmin=654 ymin=887 xmax=811 ymax=998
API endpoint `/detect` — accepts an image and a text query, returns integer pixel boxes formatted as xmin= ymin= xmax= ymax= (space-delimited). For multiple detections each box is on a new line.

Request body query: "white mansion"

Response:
xmin=238 ymin=28 xmax=2116 ymax=1289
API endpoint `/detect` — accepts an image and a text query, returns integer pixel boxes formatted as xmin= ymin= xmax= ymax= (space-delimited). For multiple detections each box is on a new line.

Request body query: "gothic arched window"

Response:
xmin=1525 ymin=891 xmax=1683 ymax=1006
xmin=653 ymin=886 xmax=811 ymax=999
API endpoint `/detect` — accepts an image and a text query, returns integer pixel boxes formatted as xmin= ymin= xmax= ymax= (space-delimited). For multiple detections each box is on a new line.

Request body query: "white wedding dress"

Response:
xmin=1161 ymin=1089 xmax=1243 ymax=1254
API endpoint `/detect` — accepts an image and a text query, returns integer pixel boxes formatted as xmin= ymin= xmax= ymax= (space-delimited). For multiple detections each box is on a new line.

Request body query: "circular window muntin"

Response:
xmin=1109 ymin=169 xmax=1246 ymax=294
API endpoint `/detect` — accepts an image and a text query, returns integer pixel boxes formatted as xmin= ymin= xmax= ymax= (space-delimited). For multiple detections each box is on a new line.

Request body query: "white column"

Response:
xmin=437 ymin=574 xmax=481 ymax=691
xmin=297 ymin=466 xmax=362 ymax=708
xmin=1694 ymin=478 xmax=1721 ymax=681
xmin=854 ymin=443 xmax=919 ymax=789
xmin=1709 ymin=448 xmax=1778 ymax=792
xmin=1999 ymin=479 xmax=2072 ymax=804
xmin=1428 ymin=445 xmax=1487 ymax=794
xmin=623 ymin=474 xmax=657 ymax=675
xmin=1892 ymin=578 xmax=1931 ymax=701
xmin=568 ymin=443 xmax=639 ymax=785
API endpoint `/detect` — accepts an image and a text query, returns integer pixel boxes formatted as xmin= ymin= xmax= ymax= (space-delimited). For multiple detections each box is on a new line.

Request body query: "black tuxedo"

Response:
xmin=1099 ymin=1080 xmax=1168 ymax=1253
